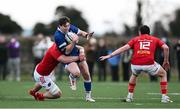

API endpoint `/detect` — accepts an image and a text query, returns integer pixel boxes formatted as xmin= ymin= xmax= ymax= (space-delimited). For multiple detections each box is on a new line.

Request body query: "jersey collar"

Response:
xmin=57 ymin=27 xmax=66 ymax=35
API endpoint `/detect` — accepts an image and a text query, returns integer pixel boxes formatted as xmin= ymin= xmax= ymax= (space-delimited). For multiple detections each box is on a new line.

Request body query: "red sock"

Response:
xmin=128 ymin=83 xmax=136 ymax=93
xmin=160 ymin=82 xmax=168 ymax=94
xmin=36 ymin=92 xmax=45 ymax=101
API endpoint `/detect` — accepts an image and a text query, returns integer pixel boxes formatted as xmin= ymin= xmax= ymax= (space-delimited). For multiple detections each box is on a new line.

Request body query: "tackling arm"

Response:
xmin=57 ymin=55 xmax=79 ymax=63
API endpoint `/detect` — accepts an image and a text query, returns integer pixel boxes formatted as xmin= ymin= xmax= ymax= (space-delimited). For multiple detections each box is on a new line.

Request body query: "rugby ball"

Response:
xmin=65 ymin=32 xmax=74 ymax=43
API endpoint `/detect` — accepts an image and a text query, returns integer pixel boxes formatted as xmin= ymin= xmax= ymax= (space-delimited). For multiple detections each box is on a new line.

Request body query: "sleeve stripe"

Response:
xmin=59 ymin=42 xmax=67 ymax=49
xmin=77 ymin=29 xmax=81 ymax=35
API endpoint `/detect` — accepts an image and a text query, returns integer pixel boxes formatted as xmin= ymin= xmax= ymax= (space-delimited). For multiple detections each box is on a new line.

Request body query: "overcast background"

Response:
xmin=0 ymin=0 xmax=180 ymax=35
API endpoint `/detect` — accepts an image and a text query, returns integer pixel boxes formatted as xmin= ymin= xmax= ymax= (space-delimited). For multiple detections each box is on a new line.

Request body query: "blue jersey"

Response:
xmin=54 ymin=24 xmax=80 ymax=56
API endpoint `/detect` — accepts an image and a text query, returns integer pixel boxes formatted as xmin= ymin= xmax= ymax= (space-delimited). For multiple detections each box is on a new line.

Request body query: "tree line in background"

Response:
xmin=0 ymin=4 xmax=180 ymax=37
xmin=33 ymin=6 xmax=89 ymax=36
xmin=0 ymin=13 xmax=22 ymax=34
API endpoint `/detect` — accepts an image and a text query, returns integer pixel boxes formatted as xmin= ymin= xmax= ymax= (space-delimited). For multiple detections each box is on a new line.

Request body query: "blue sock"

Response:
xmin=84 ymin=81 xmax=91 ymax=92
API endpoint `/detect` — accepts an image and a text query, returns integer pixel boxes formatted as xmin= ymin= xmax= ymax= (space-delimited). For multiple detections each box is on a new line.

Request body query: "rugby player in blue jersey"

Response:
xmin=54 ymin=16 xmax=95 ymax=102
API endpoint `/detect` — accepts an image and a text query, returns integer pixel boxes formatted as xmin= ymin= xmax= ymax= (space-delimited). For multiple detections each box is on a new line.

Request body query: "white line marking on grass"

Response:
xmin=147 ymin=93 xmax=180 ymax=95
xmin=147 ymin=93 xmax=161 ymax=95
xmin=63 ymin=97 xmax=162 ymax=101
xmin=0 ymin=96 xmax=121 ymax=100
xmin=0 ymin=96 xmax=160 ymax=100
xmin=135 ymin=103 xmax=143 ymax=106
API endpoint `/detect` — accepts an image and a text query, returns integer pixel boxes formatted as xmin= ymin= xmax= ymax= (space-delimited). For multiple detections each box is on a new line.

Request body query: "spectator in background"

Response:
xmin=174 ymin=39 xmax=180 ymax=82
xmin=107 ymin=48 xmax=121 ymax=82
xmin=7 ymin=38 xmax=21 ymax=81
xmin=0 ymin=36 xmax=8 ymax=80
xmin=32 ymin=34 xmax=44 ymax=70
xmin=97 ymin=38 xmax=107 ymax=81
xmin=121 ymin=47 xmax=132 ymax=82
xmin=43 ymin=36 xmax=54 ymax=51
xmin=85 ymin=38 xmax=97 ymax=80
xmin=58 ymin=63 xmax=66 ymax=81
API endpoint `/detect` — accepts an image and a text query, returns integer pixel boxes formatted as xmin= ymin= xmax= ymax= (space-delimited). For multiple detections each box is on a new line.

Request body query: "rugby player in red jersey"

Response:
xmin=99 ymin=25 xmax=173 ymax=103
xmin=29 ymin=43 xmax=85 ymax=101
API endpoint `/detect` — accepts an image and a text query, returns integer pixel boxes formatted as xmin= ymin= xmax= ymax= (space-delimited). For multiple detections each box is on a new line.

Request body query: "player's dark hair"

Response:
xmin=139 ymin=25 xmax=150 ymax=34
xmin=58 ymin=16 xmax=71 ymax=26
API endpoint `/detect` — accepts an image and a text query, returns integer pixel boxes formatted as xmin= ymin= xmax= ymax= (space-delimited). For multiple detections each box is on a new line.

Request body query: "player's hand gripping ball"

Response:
xmin=65 ymin=32 xmax=79 ymax=44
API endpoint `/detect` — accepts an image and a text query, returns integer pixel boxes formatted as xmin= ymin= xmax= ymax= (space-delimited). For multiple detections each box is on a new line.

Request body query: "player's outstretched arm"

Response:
xmin=99 ymin=44 xmax=130 ymax=61
xmin=161 ymin=44 xmax=170 ymax=71
xmin=57 ymin=55 xmax=79 ymax=63
xmin=78 ymin=30 xmax=94 ymax=40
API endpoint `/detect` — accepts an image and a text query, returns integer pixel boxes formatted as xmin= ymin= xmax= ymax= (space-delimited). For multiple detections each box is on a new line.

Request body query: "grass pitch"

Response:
xmin=0 ymin=81 xmax=179 ymax=108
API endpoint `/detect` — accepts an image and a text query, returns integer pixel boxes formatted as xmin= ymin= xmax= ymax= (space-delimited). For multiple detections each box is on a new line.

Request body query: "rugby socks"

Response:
xmin=84 ymin=80 xmax=91 ymax=92
xmin=160 ymin=81 xmax=168 ymax=95
xmin=128 ymin=83 xmax=136 ymax=93
xmin=36 ymin=92 xmax=44 ymax=101
xmin=84 ymin=80 xmax=92 ymax=98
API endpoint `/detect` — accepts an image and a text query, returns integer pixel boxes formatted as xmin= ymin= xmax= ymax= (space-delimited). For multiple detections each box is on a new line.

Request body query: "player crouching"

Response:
xmin=28 ymin=43 xmax=84 ymax=101
xmin=100 ymin=25 xmax=173 ymax=103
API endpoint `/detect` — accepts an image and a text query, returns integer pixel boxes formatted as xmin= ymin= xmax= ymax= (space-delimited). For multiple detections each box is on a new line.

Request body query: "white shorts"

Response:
xmin=33 ymin=67 xmax=60 ymax=95
xmin=131 ymin=62 xmax=161 ymax=76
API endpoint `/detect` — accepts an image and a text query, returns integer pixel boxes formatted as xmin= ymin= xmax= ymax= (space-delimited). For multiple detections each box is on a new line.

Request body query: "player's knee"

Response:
xmin=74 ymin=72 xmax=80 ymax=78
xmin=158 ymin=69 xmax=167 ymax=77
xmin=162 ymin=71 xmax=167 ymax=77
xmin=55 ymin=91 xmax=62 ymax=98
xmin=49 ymin=85 xmax=62 ymax=98
xmin=52 ymin=91 xmax=62 ymax=98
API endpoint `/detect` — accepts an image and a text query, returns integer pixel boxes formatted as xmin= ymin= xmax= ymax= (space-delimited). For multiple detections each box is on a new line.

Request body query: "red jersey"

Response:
xmin=128 ymin=34 xmax=165 ymax=65
xmin=36 ymin=43 xmax=62 ymax=76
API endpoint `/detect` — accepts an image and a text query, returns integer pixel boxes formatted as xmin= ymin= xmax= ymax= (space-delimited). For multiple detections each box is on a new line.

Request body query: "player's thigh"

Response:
xmin=33 ymin=67 xmax=41 ymax=82
xmin=154 ymin=66 xmax=166 ymax=77
xmin=131 ymin=64 xmax=142 ymax=76
xmin=43 ymin=76 xmax=61 ymax=95
xmin=34 ymin=69 xmax=61 ymax=95
xmin=146 ymin=62 xmax=161 ymax=76
xmin=79 ymin=61 xmax=90 ymax=74
xmin=66 ymin=62 xmax=80 ymax=76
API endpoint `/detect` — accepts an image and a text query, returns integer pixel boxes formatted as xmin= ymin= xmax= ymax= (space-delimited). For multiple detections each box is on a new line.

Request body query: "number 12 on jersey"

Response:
xmin=140 ymin=41 xmax=150 ymax=50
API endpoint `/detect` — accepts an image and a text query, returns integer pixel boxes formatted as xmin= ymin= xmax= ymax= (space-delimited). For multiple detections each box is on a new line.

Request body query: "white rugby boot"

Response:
xmin=85 ymin=92 xmax=95 ymax=102
xmin=125 ymin=93 xmax=133 ymax=102
xmin=161 ymin=95 xmax=173 ymax=103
